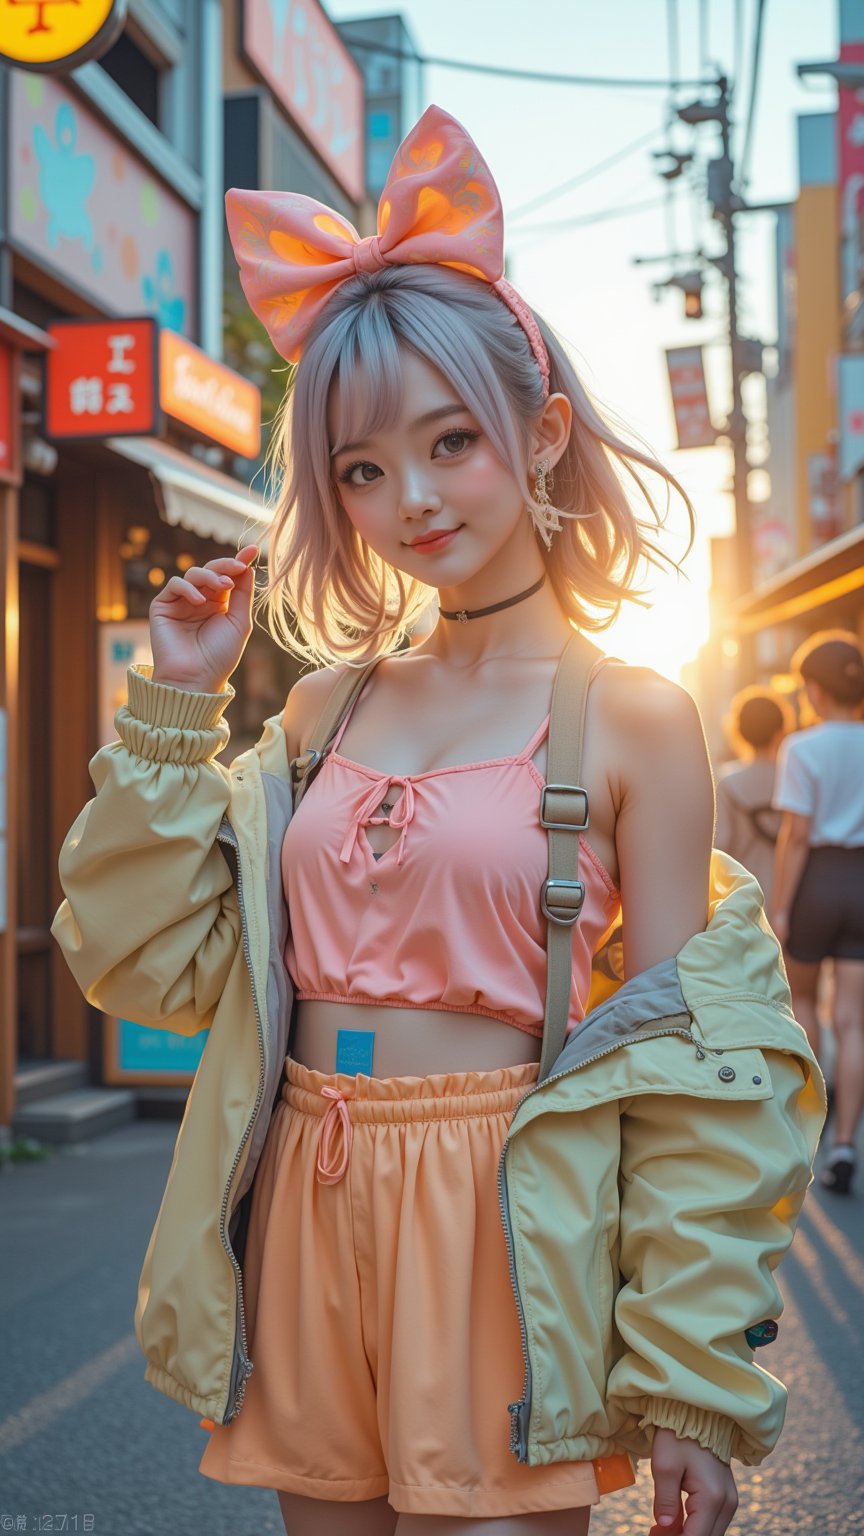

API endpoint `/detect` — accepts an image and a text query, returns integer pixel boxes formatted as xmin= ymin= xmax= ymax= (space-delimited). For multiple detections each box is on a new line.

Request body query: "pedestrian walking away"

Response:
xmin=714 ymin=685 xmax=794 ymax=907
xmin=51 ymin=105 xmax=825 ymax=1536
xmin=771 ymin=630 xmax=864 ymax=1196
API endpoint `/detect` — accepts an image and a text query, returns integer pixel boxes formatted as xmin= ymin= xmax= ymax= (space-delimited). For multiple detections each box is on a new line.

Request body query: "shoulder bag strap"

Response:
xmin=291 ymin=657 xmax=384 ymax=810
xmin=721 ymin=784 xmax=779 ymax=847
xmin=538 ymin=630 xmax=609 ymax=1082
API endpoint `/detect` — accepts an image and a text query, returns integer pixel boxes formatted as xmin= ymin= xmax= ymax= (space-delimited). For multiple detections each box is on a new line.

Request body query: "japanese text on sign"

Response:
xmin=45 ymin=317 xmax=159 ymax=440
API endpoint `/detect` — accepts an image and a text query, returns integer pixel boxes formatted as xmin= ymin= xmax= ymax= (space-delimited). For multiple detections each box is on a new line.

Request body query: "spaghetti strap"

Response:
xmin=515 ymin=654 xmax=615 ymax=767
xmin=515 ymin=713 xmax=551 ymax=764
xmin=589 ymin=653 xmax=618 ymax=682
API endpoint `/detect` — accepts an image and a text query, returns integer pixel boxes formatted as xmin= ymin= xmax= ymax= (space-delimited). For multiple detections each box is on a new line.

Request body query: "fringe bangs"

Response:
xmin=252 ymin=266 xmax=695 ymax=666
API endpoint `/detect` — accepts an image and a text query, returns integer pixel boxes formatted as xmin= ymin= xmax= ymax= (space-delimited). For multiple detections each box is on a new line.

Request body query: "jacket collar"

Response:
xmin=545 ymin=852 xmax=802 ymax=1082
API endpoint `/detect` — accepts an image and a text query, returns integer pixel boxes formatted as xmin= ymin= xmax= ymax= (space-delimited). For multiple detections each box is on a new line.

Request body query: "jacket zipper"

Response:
xmin=497 ymin=1161 xmax=532 ymax=1461
xmin=216 ymin=818 xmax=267 ymax=1421
xmin=498 ymin=1022 xmax=694 ymax=1462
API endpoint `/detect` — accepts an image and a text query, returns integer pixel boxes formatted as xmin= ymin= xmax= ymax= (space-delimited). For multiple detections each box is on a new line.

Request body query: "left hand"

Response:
xmin=649 ymin=1427 xmax=739 ymax=1535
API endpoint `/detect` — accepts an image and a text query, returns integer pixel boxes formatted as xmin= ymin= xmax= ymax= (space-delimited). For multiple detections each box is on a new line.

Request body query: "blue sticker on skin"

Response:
xmin=745 ymin=1320 xmax=779 ymax=1349
xmin=335 ymin=1029 xmax=375 ymax=1075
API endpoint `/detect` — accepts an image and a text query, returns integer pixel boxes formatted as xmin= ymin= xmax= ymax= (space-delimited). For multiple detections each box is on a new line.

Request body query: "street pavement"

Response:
xmin=1 ymin=1108 xmax=862 ymax=1536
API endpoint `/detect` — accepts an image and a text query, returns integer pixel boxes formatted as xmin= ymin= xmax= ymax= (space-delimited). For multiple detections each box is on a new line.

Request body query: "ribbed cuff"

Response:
xmin=112 ymin=665 xmax=236 ymax=765
xmin=126 ymin=664 xmax=235 ymax=731
xmin=638 ymin=1399 xmax=738 ymax=1465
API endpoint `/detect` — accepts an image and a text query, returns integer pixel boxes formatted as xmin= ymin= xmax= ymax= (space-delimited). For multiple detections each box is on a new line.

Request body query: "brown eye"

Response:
xmin=433 ymin=429 xmax=480 ymax=458
xmin=339 ymin=461 xmax=382 ymax=487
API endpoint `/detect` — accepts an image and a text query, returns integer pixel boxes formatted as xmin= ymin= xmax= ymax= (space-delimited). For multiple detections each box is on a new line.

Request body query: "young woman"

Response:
xmin=714 ymin=686 xmax=794 ymax=907
xmin=52 ymin=108 xmax=823 ymax=1536
xmin=771 ymin=630 xmax=864 ymax=1194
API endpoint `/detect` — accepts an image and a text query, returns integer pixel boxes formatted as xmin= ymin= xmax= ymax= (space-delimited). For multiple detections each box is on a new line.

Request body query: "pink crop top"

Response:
xmin=281 ymin=687 xmax=621 ymax=1037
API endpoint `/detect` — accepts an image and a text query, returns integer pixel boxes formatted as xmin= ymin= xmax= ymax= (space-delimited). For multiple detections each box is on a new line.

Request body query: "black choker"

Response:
xmin=439 ymin=573 xmax=546 ymax=623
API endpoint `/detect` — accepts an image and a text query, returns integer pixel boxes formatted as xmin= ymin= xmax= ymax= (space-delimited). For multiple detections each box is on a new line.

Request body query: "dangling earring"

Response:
xmin=529 ymin=460 xmax=564 ymax=549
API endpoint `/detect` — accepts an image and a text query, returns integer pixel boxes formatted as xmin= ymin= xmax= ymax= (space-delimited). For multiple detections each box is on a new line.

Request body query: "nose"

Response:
xmin=398 ymin=467 xmax=443 ymax=522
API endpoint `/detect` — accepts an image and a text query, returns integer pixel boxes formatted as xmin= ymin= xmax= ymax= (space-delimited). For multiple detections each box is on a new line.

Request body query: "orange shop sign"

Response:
xmin=0 ymin=0 xmax=127 ymax=72
xmin=44 ymin=316 xmax=159 ymax=439
xmin=159 ymin=330 xmax=261 ymax=459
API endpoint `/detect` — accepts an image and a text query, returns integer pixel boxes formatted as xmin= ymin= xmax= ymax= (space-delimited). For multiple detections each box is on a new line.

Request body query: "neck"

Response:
xmin=818 ymin=705 xmax=860 ymax=723
xmin=424 ymin=586 xmax=573 ymax=666
xmin=424 ymin=534 xmax=572 ymax=664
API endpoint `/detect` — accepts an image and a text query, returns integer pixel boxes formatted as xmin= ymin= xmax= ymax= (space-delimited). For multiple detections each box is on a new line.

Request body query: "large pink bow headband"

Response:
xmin=224 ymin=105 xmax=550 ymax=396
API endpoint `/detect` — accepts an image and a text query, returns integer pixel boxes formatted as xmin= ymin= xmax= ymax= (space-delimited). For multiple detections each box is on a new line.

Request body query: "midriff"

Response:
xmin=292 ymin=999 xmax=543 ymax=1078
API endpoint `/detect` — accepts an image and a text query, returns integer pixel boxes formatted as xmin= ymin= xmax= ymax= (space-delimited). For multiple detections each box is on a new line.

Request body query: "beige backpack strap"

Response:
xmin=291 ymin=658 xmax=384 ymax=810
xmin=538 ymin=631 xmax=609 ymax=1082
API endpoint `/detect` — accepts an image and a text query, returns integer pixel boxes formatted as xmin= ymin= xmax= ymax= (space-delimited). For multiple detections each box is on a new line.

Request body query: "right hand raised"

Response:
xmin=149 ymin=544 xmax=259 ymax=692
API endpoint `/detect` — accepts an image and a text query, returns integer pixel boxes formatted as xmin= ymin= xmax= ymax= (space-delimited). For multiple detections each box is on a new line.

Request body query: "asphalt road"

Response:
xmin=1 ymin=1109 xmax=862 ymax=1536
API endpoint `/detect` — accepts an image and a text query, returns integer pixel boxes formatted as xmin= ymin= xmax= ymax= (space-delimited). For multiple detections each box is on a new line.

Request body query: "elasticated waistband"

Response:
xmin=281 ymin=1057 xmax=540 ymax=1124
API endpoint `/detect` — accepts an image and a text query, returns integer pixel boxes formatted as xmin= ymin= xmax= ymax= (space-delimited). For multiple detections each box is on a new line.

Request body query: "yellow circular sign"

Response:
xmin=0 ymin=0 xmax=127 ymax=71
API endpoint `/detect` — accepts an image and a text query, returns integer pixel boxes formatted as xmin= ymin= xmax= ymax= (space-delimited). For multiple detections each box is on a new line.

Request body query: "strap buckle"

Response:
xmin=290 ymin=747 xmax=322 ymax=785
xmin=540 ymin=783 xmax=589 ymax=832
xmin=540 ymin=879 xmax=585 ymax=926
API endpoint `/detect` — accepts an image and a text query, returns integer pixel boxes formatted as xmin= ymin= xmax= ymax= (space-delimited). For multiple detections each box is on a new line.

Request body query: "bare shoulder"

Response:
xmin=594 ymin=659 xmax=703 ymax=735
xmin=592 ymin=660 xmax=707 ymax=770
xmin=280 ymin=664 xmax=354 ymax=763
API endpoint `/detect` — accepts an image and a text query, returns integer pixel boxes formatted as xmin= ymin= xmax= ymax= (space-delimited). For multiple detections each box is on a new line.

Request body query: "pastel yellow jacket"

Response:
xmin=51 ymin=666 xmax=825 ymax=1467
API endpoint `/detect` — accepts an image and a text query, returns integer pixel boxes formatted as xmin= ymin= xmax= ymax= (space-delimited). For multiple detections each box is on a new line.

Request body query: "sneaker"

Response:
xmin=820 ymin=1145 xmax=856 ymax=1195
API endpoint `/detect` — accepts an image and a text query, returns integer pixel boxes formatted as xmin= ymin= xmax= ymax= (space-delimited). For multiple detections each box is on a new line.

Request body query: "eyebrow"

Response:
xmin=332 ymin=404 xmax=472 ymax=458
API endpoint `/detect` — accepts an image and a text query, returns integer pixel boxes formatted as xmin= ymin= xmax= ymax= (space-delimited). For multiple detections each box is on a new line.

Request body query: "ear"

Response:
xmin=528 ymin=391 xmax=572 ymax=475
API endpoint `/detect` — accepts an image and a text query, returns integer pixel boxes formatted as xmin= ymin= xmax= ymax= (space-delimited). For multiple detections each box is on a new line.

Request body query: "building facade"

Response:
xmin=0 ymin=0 xmax=369 ymax=1130
xmin=722 ymin=3 xmax=864 ymax=699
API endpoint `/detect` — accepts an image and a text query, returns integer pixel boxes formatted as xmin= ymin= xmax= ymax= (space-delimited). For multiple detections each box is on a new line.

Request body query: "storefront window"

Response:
xmin=20 ymin=477 xmax=57 ymax=548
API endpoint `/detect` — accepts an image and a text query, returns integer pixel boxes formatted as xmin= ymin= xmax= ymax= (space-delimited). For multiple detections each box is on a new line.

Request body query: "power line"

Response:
xmin=699 ymin=0 xmax=710 ymax=75
xmin=341 ymin=35 xmax=708 ymax=90
xmin=667 ymin=0 xmax=680 ymax=85
xmin=664 ymin=0 xmax=681 ymax=266
xmin=507 ymin=195 xmax=668 ymax=240
xmin=740 ymin=0 xmax=768 ymax=189
xmin=507 ymin=127 xmax=663 ymax=223
xmin=733 ymin=0 xmax=745 ymax=100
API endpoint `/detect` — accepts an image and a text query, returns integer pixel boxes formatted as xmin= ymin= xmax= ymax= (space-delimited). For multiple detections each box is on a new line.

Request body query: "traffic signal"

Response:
xmin=680 ymin=271 xmax=704 ymax=320
xmin=684 ymin=286 xmax=703 ymax=320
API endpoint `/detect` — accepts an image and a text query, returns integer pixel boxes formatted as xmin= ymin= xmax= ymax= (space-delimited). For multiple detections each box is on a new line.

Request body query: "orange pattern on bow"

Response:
xmin=225 ymin=105 xmax=549 ymax=392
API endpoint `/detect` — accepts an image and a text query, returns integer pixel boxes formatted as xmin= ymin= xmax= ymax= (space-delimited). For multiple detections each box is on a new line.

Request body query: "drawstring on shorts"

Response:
xmin=316 ymin=1085 xmax=353 ymax=1184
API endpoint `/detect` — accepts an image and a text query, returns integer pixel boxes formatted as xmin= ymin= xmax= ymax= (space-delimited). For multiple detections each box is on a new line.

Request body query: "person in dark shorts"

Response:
xmin=772 ymin=631 xmax=864 ymax=1194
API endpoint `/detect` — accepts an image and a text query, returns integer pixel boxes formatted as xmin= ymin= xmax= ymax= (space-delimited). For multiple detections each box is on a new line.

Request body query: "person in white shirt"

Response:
xmin=772 ymin=631 xmax=864 ymax=1195
xmin=715 ymin=686 xmax=794 ymax=907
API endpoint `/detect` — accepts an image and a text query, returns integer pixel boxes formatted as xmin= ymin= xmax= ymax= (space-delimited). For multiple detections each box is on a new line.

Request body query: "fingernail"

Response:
xmin=658 ymin=1519 xmax=674 ymax=1528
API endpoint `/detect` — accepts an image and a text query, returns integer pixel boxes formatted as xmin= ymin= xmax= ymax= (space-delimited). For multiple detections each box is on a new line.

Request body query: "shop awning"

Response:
xmin=731 ymin=523 xmax=864 ymax=634
xmin=0 ymin=305 xmax=54 ymax=352
xmin=106 ymin=435 xmax=271 ymax=547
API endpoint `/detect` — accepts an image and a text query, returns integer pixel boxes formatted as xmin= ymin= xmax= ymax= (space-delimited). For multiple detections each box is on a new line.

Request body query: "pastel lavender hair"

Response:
xmin=253 ymin=264 xmax=695 ymax=666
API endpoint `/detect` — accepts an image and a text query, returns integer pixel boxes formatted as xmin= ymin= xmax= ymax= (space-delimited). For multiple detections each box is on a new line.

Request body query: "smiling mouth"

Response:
xmin=407 ymin=527 xmax=462 ymax=549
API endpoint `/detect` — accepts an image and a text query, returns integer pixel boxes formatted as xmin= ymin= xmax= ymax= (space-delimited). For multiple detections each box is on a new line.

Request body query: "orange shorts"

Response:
xmin=199 ymin=1058 xmax=634 ymax=1518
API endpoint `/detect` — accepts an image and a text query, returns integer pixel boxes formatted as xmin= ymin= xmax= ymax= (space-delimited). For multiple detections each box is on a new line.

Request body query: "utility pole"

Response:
xmin=714 ymin=77 xmax=752 ymax=606
xmin=676 ymin=75 xmax=753 ymax=608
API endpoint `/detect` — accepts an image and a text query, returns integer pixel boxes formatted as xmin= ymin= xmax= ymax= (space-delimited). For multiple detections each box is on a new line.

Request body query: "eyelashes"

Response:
xmin=336 ymin=460 xmax=380 ymax=487
xmin=336 ymin=428 xmax=481 ymax=488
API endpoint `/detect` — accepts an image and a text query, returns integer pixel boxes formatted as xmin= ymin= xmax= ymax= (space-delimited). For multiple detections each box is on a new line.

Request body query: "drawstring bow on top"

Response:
xmin=339 ymin=777 xmax=416 ymax=868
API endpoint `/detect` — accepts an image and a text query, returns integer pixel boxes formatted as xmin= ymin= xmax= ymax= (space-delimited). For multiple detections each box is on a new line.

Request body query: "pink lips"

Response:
xmin=407 ymin=527 xmax=461 ymax=553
